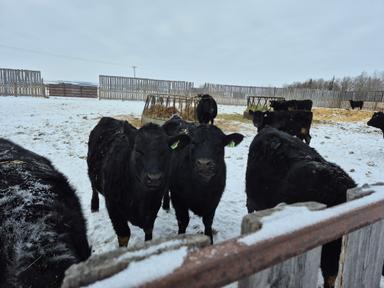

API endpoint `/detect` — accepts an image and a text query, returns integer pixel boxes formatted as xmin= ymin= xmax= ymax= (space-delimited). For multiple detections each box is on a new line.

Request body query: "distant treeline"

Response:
xmin=285 ymin=71 xmax=384 ymax=92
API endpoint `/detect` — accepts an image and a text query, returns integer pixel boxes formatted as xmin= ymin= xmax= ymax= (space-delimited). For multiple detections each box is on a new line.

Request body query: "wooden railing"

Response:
xmin=63 ymin=184 xmax=384 ymax=288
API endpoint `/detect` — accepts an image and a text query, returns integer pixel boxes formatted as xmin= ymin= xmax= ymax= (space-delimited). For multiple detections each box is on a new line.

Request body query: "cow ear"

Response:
xmin=168 ymin=134 xmax=191 ymax=150
xmin=225 ymin=133 xmax=244 ymax=147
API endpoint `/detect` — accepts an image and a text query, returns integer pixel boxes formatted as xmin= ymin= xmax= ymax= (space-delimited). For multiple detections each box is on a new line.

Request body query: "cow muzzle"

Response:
xmin=195 ymin=158 xmax=216 ymax=182
xmin=145 ymin=173 xmax=164 ymax=189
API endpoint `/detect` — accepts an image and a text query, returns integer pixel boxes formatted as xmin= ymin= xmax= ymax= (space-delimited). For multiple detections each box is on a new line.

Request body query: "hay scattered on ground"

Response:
xmin=312 ymin=108 xmax=372 ymax=123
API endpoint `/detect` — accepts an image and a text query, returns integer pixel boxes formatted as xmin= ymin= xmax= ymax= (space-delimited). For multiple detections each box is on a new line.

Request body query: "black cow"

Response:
xmin=250 ymin=110 xmax=313 ymax=144
xmin=162 ymin=114 xmax=196 ymax=137
xmin=87 ymin=117 xmax=190 ymax=247
xmin=245 ymin=128 xmax=356 ymax=288
xmin=270 ymin=99 xmax=313 ymax=111
xmin=349 ymin=100 xmax=364 ymax=110
xmin=0 ymin=138 xmax=90 ymax=288
xmin=367 ymin=111 xmax=384 ymax=137
xmin=196 ymin=94 xmax=218 ymax=124
xmin=169 ymin=124 xmax=244 ymax=243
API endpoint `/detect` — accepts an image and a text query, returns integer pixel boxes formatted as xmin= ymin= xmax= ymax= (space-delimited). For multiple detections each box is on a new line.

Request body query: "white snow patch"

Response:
xmin=239 ymin=186 xmax=384 ymax=246
xmin=87 ymin=247 xmax=188 ymax=288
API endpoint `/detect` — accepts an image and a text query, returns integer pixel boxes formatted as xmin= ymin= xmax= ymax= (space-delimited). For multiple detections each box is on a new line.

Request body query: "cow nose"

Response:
xmin=146 ymin=173 xmax=163 ymax=187
xmin=195 ymin=159 xmax=214 ymax=170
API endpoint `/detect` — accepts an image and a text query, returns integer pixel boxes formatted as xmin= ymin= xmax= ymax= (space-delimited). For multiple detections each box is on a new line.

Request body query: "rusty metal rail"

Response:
xmin=142 ymin=189 xmax=384 ymax=288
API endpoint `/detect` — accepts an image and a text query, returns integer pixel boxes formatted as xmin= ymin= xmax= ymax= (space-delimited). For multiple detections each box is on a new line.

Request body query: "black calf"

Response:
xmin=170 ymin=124 xmax=244 ymax=243
xmin=87 ymin=117 xmax=190 ymax=247
xmin=367 ymin=111 xmax=384 ymax=137
xmin=196 ymin=94 xmax=218 ymax=124
xmin=0 ymin=138 xmax=90 ymax=288
xmin=245 ymin=128 xmax=356 ymax=288
xmin=349 ymin=100 xmax=364 ymax=110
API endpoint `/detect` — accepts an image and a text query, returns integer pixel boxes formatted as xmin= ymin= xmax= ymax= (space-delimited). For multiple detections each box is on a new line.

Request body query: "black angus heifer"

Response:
xmin=87 ymin=117 xmax=190 ymax=247
xmin=0 ymin=138 xmax=90 ymax=288
xmin=196 ymin=94 xmax=218 ymax=124
xmin=367 ymin=111 xmax=384 ymax=137
xmin=250 ymin=110 xmax=313 ymax=144
xmin=349 ymin=100 xmax=364 ymax=110
xmin=270 ymin=99 xmax=313 ymax=111
xmin=245 ymin=128 xmax=356 ymax=288
xmin=170 ymin=124 xmax=244 ymax=243
xmin=162 ymin=114 xmax=196 ymax=137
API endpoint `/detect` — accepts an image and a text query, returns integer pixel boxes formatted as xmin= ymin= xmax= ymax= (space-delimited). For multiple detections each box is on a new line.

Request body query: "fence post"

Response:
xmin=335 ymin=183 xmax=384 ymax=288
xmin=238 ymin=202 xmax=326 ymax=288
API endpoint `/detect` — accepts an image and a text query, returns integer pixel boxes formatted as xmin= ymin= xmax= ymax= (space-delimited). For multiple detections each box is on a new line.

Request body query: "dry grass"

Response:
xmin=312 ymin=108 xmax=372 ymax=123
xmin=113 ymin=115 xmax=142 ymax=128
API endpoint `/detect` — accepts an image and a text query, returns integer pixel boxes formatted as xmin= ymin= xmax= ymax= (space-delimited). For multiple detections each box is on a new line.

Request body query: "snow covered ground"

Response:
xmin=1 ymin=96 xmax=383 ymax=283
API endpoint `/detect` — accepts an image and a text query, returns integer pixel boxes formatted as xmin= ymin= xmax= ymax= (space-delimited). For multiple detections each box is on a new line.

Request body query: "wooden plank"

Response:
xmin=239 ymin=202 xmax=325 ymax=288
xmin=336 ymin=185 xmax=384 ymax=288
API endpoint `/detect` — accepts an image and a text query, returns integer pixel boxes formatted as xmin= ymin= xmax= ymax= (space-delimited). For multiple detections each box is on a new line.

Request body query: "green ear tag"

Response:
xmin=227 ymin=140 xmax=236 ymax=147
xmin=171 ymin=140 xmax=180 ymax=150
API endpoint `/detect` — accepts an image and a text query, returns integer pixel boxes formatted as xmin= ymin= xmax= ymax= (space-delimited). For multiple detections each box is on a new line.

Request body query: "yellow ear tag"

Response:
xmin=171 ymin=140 xmax=180 ymax=150
xmin=227 ymin=140 xmax=236 ymax=147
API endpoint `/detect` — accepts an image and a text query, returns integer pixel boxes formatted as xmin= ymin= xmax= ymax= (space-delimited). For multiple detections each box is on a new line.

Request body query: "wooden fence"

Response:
xmin=97 ymin=77 xmax=384 ymax=110
xmin=62 ymin=183 xmax=384 ymax=288
xmin=202 ymin=83 xmax=384 ymax=109
xmin=98 ymin=75 xmax=194 ymax=101
xmin=46 ymin=82 xmax=97 ymax=98
xmin=0 ymin=68 xmax=45 ymax=97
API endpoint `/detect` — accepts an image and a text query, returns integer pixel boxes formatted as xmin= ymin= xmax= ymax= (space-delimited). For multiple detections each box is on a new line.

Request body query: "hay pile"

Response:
xmin=312 ymin=108 xmax=372 ymax=123
xmin=145 ymin=104 xmax=195 ymax=121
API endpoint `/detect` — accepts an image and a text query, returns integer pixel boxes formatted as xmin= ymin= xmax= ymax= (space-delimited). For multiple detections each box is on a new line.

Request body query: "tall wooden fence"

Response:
xmin=46 ymin=82 xmax=97 ymax=98
xmin=0 ymin=68 xmax=45 ymax=97
xmin=202 ymin=83 xmax=384 ymax=109
xmin=98 ymin=75 xmax=194 ymax=101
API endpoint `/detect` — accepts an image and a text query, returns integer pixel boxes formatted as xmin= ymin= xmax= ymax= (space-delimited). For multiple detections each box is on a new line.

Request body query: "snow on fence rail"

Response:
xmin=63 ymin=183 xmax=384 ymax=288
xmin=0 ymin=68 xmax=45 ymax=97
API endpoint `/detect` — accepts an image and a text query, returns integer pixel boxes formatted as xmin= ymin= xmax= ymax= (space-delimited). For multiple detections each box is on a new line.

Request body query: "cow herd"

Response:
xmin=1 ymin=94 xmax=383 ymax=288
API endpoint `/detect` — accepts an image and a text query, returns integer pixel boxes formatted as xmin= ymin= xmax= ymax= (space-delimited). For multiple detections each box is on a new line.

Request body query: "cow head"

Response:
xmin=188 ymin=125 xmax=244 ymax=183
xmin=249 ymin=110 xmax=266 ymax=128
xmin=131 ymin=123 xmax=190 ymax=190
xmin=367 ymin=112 xmax=384 ymax=131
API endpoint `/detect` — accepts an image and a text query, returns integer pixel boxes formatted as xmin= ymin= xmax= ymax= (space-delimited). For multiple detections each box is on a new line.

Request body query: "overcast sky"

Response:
xmin=0 ymin=0 xmax=383 ymax=86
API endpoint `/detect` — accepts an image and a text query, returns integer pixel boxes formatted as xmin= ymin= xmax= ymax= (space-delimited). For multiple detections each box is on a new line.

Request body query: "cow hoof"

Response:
xmin=118 ymin=236 xmax=129 ymax=247
xmin=324 ymin=275 xmax=336 ymax=288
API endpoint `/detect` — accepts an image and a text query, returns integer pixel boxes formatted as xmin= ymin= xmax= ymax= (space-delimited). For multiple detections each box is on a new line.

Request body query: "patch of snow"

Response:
xmin=87 ymin=247 xmax=187 ymax=288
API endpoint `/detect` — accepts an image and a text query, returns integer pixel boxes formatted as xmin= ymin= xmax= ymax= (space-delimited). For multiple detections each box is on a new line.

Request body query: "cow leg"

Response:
xmin=246 ymin=197 xmax=257 ymax=213
xmin=174 ymin=204 xmax=189 ymax=234
xmin=90 ymin=182 xmax=99 ymax=212
xmin=162 ymin=191 xmax=170 ymax=211
xmin=202 ymin=212 xmax=215 ymax=244
xmin=321 ymin=238 xmax=341 ymax=288
xmin=144 ymin=227 xmax=153 ymax=241
xmin=304 ymin=134 xmax=311 ymax=145
xmin=106 ymin=199 xmax=130 ymax=247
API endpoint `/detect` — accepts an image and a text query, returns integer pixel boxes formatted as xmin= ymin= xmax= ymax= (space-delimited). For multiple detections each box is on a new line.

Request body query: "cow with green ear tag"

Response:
xmin=87 ymin=117 xmax=190 ymax=247
xmin=169 ymin=124 xmax=244 ymax=243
